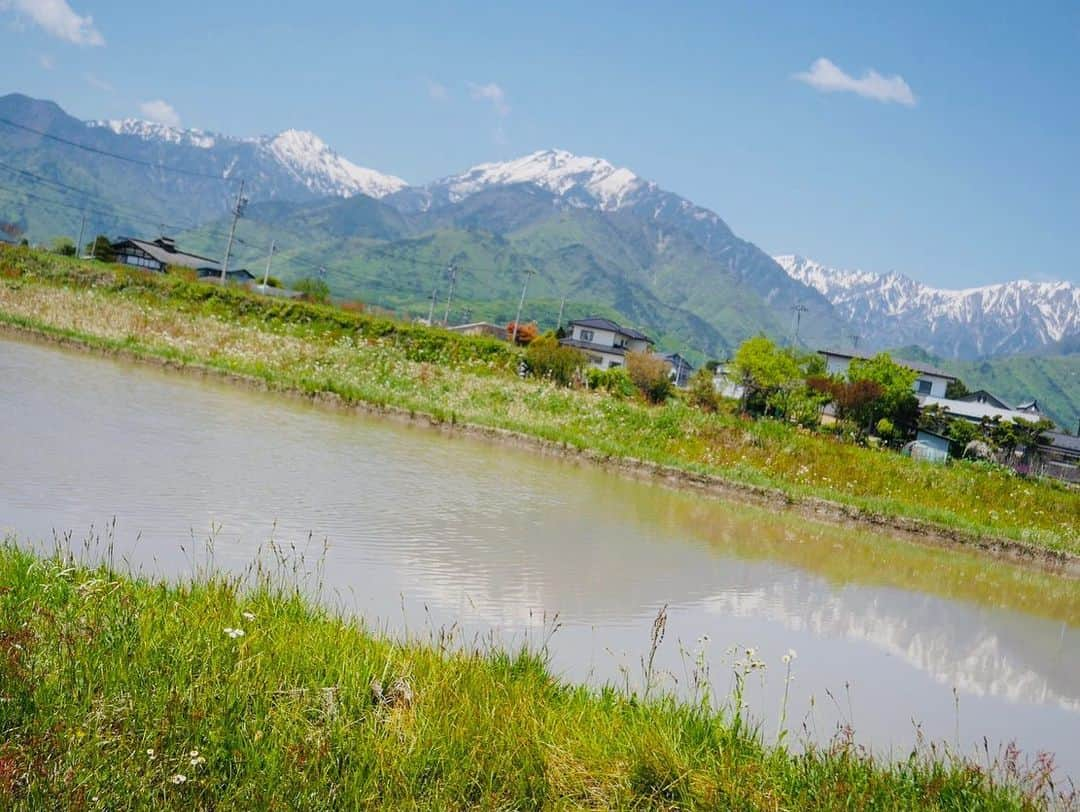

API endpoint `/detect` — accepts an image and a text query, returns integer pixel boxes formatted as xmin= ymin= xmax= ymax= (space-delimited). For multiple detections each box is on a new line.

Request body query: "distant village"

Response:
xmin=42 ymin=231 xmax=1080 ymax=485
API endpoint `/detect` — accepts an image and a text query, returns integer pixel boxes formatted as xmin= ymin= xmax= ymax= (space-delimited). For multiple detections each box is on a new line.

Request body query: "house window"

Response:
xmin=916 ymin=379 xmax=933 ymax=395
xmin=579 ymin=329 xmax=594 ymax=342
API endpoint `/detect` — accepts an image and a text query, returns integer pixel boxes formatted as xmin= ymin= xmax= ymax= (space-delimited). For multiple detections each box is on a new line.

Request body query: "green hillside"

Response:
xmin=180 ymin=186 xmax=841 ymax=361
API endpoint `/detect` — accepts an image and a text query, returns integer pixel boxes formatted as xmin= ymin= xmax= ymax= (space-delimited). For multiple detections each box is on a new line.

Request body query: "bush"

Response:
xmin=506 ymin=321 xmax=539 ymax=345
xmin=525 ymin=335 xmax=586 ymax=386
xmin=51 ymin=237 xmax=76 ymax=256
xmin=293 ymin=277 xmax=331 ymax=304
xmin=626 ymin=351 xmax=673 ymax=404
xmin=687 ymin=367 xmax=719 ymax=411
xmin=586 ymin=366 xmax=635 ymax=398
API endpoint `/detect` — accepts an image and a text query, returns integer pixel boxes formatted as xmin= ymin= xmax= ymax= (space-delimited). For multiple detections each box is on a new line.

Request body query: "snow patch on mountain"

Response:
xmin=776 ymin=254 xmax=1080 ymax=358
xmin=86 ymin=120 xmax=406 ymax=199
xmin=90 ymin=119 xmax=219 ymax=149
xmin=436 ymin=149 xmax=652 ymax=210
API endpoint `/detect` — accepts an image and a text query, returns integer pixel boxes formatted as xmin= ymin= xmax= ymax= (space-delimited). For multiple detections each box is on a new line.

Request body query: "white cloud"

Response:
xmin=468 ymin=81 xmax=510 ymax=116
xmin=793 ymin=57 xmax=916 ymax=106
xmin=427 ymin=80 xmax=449 ymax=102
xmin=84 ymin=73 xmax=114 ymax=92
xmin=39 ymin=54 xmax=55 ymax=70
xmin=0 ymin=0 xmax=104 ymax=46
xmin=139 ymin=99 xmax=181 ymax=128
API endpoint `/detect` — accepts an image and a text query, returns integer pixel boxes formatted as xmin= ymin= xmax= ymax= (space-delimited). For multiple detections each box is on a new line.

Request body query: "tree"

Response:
xmin=87 ymin=235 xmax=114 ymax=262
xmin=945 ymin=378 xmax=970 ymax=399
xmin=293 ymin=277 xmax=331 ymax=304
xmin=626 ymin=351 xmax=674 ymax=404
xmin=847 ymin=353 xmax=920 ymax=437
xmin=731 ymin=336 xmax=802 ymax=415
xmin=993 ymin=417 xmax=1054 ymax=461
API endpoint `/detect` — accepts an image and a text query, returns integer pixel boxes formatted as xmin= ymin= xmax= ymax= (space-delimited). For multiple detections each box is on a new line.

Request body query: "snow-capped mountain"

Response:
xmin=87 ymin=118 xmax=406 ymax=199
xmin=433 ymin=149 xmax=649 ymax=210
xmin=776 ymin=254 xmax=1080 ymax=359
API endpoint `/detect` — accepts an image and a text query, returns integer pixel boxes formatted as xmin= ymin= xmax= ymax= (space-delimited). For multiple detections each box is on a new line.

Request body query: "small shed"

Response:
xmin=912 ymin=430 xmax=950 ymax=463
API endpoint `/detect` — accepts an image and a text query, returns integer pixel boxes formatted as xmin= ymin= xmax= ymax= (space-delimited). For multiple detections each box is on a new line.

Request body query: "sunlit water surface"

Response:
xmin=1 ymin=335 xmax=1077 ymax=779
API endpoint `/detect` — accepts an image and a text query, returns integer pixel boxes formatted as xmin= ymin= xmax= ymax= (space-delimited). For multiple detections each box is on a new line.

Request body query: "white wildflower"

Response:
xmin=224 ymin=627 xmax=245 ymax=639
xmin=169 ymin=774 xmax=187 ymax=784
xmin=242 ymin=611 xmax=256 ymax=621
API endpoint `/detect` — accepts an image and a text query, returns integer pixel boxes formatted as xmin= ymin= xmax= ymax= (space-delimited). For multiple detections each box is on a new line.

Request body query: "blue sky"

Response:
xmin=3 ymin=1 xmax=1078 ymax=287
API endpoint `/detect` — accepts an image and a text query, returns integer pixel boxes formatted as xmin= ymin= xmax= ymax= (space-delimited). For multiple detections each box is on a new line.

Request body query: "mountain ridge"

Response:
xmin=775 ymin=254 xmax=1079 ymax=359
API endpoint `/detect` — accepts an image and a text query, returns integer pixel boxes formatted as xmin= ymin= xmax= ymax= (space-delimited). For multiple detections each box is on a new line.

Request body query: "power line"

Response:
xmin=0 ymin=117 xmax=240 ymax=182
xmin=0 ymin=162 xmax=230 ymax=237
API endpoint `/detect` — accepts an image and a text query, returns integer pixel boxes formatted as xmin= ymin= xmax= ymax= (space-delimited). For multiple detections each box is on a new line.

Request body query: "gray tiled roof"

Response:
xmin=569 ymin=316 xmax=652 ymax=343
xmin=117 ymin=238 xmax=220 ymax=271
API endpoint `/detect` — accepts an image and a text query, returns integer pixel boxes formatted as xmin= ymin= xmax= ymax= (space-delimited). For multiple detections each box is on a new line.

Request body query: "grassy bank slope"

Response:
xmin=0 ymin=545 xmax=1051 ymax=809
xmin=0 ymin=247 xmax=1076 ymax=556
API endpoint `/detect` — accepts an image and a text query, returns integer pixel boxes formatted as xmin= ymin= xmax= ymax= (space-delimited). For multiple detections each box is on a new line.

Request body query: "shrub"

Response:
xmin=626 ymin=351 xmax=673 ymax=404
xmin=51 ymin=237 xmax=76 ymax=256
xmin=293 ymin=277 xmax=331 ymax=304
xmin=525 ymin=335 xmax=586 ymax=386
xmin=687 ymin=367 xmax=719 ymax=411
xmin=506 ymin=321 xmax=539 ymax=345
xmin=165 ymin=265 xmax=198 ymax=282
xmin=586 ymin=367 xmax=635 ymax=398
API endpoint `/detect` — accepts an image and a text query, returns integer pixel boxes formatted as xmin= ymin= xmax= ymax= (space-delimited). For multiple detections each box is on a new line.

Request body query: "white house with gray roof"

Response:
xmin=560 ymin=317 xmax=652 ymax=370
xmin=819 ymin=348 xmax=958 ymax=398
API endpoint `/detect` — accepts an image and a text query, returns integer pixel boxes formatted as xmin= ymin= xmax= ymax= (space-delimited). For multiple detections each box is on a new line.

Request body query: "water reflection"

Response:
xmin=1 ymin=334 xmax=1077 ymax=777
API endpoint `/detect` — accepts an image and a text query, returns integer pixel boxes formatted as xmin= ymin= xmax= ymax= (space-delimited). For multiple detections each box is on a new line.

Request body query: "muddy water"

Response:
xmin=2 ymin=334 xmax=1077 ymax=778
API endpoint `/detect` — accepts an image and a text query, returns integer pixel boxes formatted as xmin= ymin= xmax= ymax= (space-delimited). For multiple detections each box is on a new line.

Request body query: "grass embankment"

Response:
xmin=0 ymin=544 xmax=1055 ymax=809
xmin=0 ymin=247 xmax=1077 ymax=557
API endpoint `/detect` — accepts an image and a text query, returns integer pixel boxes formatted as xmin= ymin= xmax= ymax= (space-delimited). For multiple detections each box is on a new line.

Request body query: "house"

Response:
xmin=1034 ymin=431 xmax=1080 ymax=484
xmin=559 ymin=317 xmax=653 ymax=370
xmin=111 ymin=236 xmax=220 ymax=275
xmin=819 ymin=348 xmax=959 ymax=398
xmin=918 ymin=395 xmax=1052 ymax=428
xmin=446 ymin=322 xmax=508 ymax=341
xmin=658 ymin=352 xmax=695 ymax=388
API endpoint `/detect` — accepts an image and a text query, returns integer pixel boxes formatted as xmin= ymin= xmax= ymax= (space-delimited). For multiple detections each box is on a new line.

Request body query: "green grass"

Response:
xmin=0 ymin=542 xmax=1056 ymax=809
xmin=1 ymin=246 xmax=1077 ymax=556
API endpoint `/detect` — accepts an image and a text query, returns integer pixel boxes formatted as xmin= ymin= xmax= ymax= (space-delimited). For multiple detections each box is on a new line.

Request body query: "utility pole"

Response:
xmin=511 ymin=267 xmax=537 ymax=344
xmin=790 ymin=302 xmax=808 ymax=347
xmin=261 ymin=239 xmax=276 ymax=287
xmin=75 ymin=211 xmax=86 ymax=258
xmin=427 ymin=286 xmax=438 ymax=325
xmin=219 ymin=179 xmax=247 ymax=283
xmin=556 ymin=294 xmax=567 ymax=332
xmin=442 ymin=262 xmax=457 ymax=325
